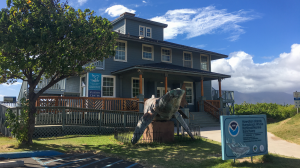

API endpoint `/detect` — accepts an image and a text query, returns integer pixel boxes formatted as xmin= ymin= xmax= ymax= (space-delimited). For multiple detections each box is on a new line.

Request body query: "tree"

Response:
xmin=0 ymin=0 xmax=118 ymax=144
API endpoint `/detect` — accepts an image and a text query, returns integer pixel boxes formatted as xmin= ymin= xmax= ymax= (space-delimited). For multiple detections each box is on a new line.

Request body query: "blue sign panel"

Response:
xmin=88 ymin=73 xmax=101 ymax=97
xmin=294 ymin=98 xmax=300 ymax=100
xmin=221 ymin=115 xmax=268 ymax=160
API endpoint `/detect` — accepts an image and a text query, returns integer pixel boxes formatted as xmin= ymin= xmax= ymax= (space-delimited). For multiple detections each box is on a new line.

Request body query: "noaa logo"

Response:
xmin=228 ymin=121 xmax=239 ymax=137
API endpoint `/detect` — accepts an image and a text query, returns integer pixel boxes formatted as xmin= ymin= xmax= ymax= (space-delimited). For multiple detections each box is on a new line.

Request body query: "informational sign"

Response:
xmin=88 ymin=73 xmax=101 ymax=97
xmin=294 ymin=92 xmax=300 ymax=108
xmin=3 ymin=96 xmax=16 ymax=103
xmin=221 ymin=115 xmax=268 ymax=160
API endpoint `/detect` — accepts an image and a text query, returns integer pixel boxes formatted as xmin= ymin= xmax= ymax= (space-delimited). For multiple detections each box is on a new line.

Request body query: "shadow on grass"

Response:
xmin=6 ymin=135 xmax=300 ymax=168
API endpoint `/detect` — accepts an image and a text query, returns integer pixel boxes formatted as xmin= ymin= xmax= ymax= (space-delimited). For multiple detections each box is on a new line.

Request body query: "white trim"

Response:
xmin=80 ymin=74 xmax=87 ymax=97
xmin=101 ymin=75 xmax=116 ymax=98
xmin=156 ymin=87 xmax=171 ymax=97
xmin=124 ymin=19 xmax=126 ymax=34
xmin=161 ymin=47 xmax=172 ymax=63
xmin=146 ymin=27 xmax=152 ymax=38
xmin=114 ymin=40 xmax=127 ymax=62
xmin=183 ymin=51 xmax=193 ymax=68
xmin=131 ymin=77 xmax=144 ymax=98
xmin=139 ymin=25 xmax=145 ymax=37
xmin=200 ymin=54 xmax=209 ymax=71
xmin=142 ymin=44 xmax=154 ymax=61
xmin=184 ymin=81 xmax=194 ymax=105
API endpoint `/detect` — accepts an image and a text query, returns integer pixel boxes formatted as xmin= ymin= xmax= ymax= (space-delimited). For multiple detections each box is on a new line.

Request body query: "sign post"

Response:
xmin=221 ymin=114 xmax=268 ymax=160
xmin=293 ymin=91 xmax=300 ymax=114
xmin=88 ymin=73 xmax=102 ymax=97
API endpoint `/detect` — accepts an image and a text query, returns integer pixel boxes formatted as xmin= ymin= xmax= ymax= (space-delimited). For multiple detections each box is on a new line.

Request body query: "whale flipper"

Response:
xmin=175 ymin=111 xmax=195 ymax=140
xmin=131 ymin=110 xmax=157 ymax=144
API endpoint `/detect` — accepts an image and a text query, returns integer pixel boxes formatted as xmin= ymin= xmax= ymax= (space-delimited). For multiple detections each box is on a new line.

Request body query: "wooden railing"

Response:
xmin=36 ymin=97 xmax=148 ymax=112
xmin=203 ymin=100 xmax=220 ymax=119
xmin=206 ymin=100 xmax=220 ymax=108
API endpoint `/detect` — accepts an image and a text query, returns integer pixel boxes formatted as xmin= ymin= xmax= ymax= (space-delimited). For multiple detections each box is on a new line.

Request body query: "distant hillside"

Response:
xmin=234 ymin=91 xmax=294 ymax=105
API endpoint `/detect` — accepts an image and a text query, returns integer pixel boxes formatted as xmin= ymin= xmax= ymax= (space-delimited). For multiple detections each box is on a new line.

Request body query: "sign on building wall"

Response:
xmin=221 ymin=115 xmax=268 ymax=160
xmin=294 ymin=92 xmax=300 ymax=108
xmin=88 ymin=73 xmax=101 ymax=97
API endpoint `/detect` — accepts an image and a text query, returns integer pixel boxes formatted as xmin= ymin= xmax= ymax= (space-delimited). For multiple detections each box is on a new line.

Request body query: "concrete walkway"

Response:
xmin=200 ymin=126 xmax=300 ymax=159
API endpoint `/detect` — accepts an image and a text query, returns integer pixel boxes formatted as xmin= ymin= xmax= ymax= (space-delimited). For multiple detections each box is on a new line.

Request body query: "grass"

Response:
xmin=1 ymin=134 xmax=300 ymax=167
xmin=268 ymin=113 xmax=300 ymax=145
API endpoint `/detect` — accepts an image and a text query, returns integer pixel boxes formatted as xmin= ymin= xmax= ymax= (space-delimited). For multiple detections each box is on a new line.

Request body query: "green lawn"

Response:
xmin=268 ymin=113 xmax=300 ymax=145
xmin=1 ymin=134 xmax=300 ymax=168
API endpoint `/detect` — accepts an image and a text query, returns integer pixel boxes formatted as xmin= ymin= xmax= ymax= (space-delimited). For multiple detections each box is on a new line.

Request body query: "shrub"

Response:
xmin=5 ymin=98 xmax=29 ymax=143
xmin=233 ymin=102 xmax=297 ymax=120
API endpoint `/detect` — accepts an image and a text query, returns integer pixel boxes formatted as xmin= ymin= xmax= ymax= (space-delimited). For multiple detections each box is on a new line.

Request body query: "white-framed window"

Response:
xmin=184 ymin=81 xmax=194 ymax=105
xmin=161 ymin=48 xmax=172 ymax=63
xmin=114 ymin=40 xmax=127 ymax=62
xmin=139 ymin=25 xmax=145 ymax=37
xmin=201 ymin=55 xmax=209 ymax=71
xmin=183 ymin=51 xmax=193 ymax=68
xmin=146 ymin=27 xmax=152 ymax=38
xmin=132 ymin=77 xmax=144 ymax=98
xmin=142 ymin=44 xmax=154 ymax=60
xmin=80 ymin=75 xmax=87 ymax=97
xmin=101 ymin=75 xmax=116 ymax=97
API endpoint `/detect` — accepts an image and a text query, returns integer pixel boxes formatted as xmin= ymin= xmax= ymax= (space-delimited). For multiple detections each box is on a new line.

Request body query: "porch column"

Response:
xmin=199 ymin=76 xmax=206 ymax=112
xmin=164 ymin=73 xmax=168 ymax=94
xmin=218 ymin=78 xmax=222 ymax=98
xmin=137 ymin=69 xmax=144 ymax=113
xmin=218 ymin=78 xmax=224 ymax=115
xmin=201 ymin=76 xmax=204 ymax=97
xmin=139 ymin=72 xmax=143 ymax=95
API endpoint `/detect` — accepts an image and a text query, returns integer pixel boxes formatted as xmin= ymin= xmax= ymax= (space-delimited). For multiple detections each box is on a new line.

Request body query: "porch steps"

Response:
xmin=189 ymin=112 xmax=220 ymax=128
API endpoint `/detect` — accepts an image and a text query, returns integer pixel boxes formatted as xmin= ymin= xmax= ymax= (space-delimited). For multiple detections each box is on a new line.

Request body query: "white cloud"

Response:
xmin=151 ymin=6 xmax=255 ymax=40
xmin=211 ymin=43 xmax=300 ymax=93
xmin=143 ymin=1 xmax=147 ymax=3
xmin=78 ymin=0 xmax=88 ymax=6
xmin=105 ymin=5 xmax=136 ymax=17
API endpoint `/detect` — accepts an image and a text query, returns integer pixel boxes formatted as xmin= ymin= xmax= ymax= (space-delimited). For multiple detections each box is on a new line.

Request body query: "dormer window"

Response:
xmin=139 ymin=25 xmax=152 ymax=38
xmin=146 ymin=27 xmax=152 ymax=38
xmin=201 ymin=55 xmax=209 ymax=71
xmin=139 ymin=26 xmax=145 ymax=37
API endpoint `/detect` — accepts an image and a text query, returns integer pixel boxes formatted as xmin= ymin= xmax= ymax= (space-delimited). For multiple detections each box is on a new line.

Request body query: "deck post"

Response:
xmin=123 ymin=113 xmax=127 ymax=129
xmin=62 ymin=108 xmax=66 ymax=131
xmin=218 ymin=78 xmax=222 ymax=98
xmin=164 ymin=73 xmax=168 ymax=94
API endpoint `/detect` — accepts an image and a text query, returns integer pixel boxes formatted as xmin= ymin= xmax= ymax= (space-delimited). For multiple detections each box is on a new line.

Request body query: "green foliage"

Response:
xmin=5 ymin=98 xmax=30 ymax=143
xmin=234 ymin=102 xmax=297 ymax=120
xmin=0 ymin=0 xmax=118 ymax=85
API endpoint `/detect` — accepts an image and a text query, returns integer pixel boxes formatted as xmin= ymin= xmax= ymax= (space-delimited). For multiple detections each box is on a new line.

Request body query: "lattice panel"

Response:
xmin=33 ymin=126 xmax=63 ymax=138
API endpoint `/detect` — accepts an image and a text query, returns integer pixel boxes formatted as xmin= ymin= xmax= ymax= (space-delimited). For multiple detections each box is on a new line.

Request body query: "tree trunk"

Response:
xmin=26 ymin=87 xmax=37 ymax=144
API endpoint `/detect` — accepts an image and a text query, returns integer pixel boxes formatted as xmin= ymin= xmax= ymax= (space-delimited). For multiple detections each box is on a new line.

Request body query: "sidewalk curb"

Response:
xmin=0 ymin=150 xmax=63 ymax=159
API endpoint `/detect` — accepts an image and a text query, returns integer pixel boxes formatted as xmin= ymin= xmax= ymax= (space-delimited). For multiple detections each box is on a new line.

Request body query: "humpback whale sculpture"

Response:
xmin=131 ymin=88 xmax=195 ymax=144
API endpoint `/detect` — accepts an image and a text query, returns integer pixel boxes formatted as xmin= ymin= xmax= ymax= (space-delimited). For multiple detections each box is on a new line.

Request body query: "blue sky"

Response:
xmin=0 ymin=0 xmax=300 ymax=100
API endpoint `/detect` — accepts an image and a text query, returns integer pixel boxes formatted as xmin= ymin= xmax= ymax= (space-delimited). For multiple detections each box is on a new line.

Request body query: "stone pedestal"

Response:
xmin=143 ymin=121 xmax=174 ymax=143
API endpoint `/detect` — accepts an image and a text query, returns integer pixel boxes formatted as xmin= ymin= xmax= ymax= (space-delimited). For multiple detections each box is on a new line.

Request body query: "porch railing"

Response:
xmin=200 ymin=100 xmax=220 ymax=119
xmin=36 ymin=97 xmax=148 ymax=112
xmin=36 ymin=78 xmax=66 ymax=91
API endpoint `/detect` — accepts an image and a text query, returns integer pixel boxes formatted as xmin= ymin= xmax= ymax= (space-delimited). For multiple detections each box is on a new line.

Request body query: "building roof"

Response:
xmin=111 ymin=62 xmax=231 ymax=80
xmin=111 ymin=13 xmax=168 ymax=28
xmin=117 ymin=33 xmax=228 ymax=60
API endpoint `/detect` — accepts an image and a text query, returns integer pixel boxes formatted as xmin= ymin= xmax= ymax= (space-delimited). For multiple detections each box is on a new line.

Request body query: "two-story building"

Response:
xmin=18 ymin=12 xmax=232 ymax=116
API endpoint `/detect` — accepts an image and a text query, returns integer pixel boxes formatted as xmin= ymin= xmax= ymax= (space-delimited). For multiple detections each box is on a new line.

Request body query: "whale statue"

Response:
xmin=131 ymin=88 xmax=195 ymax=144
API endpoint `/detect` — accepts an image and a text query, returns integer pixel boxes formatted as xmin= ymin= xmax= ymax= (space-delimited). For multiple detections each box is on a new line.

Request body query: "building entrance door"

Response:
xmin=156 ymin=87 xmax=171 ymax=98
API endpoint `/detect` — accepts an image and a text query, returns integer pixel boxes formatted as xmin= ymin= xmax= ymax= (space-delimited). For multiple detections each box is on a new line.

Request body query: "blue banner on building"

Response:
xmin=221 ymin=115 xmax=268 ymax=160
xmin=88 ymin=73 xmax=101 ymax=97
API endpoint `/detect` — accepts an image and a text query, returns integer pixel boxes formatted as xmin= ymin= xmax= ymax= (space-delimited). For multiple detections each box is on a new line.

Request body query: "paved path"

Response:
xmin=200 ymin=126 xmax=300 ymax=159
xmin=6 ymin=153 xmax=143 ymax=168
